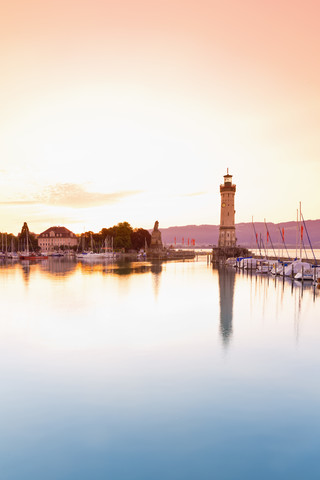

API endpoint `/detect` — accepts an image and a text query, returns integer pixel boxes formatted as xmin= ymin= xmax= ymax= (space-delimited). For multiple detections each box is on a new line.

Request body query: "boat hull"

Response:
xmin=19 ymin=255 xmax=48 ymax=260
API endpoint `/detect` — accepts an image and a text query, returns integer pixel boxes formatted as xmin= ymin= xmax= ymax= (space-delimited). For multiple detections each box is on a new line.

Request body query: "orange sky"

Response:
xmin=0 ymin=0 xmax=319 ymax=234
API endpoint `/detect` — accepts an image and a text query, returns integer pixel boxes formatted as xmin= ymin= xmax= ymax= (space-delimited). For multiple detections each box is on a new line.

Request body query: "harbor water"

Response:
xmin=0 ymin=257 xmax=320 ymax=479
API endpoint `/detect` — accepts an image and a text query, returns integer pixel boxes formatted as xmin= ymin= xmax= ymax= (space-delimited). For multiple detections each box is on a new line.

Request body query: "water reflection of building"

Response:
xmin=218 ymin=267 xmax=236 ymax=347
xmin=151 ymin=261 xmax=162 ymax=298
xmin=40 ymin=258 xmax=77 ymax=277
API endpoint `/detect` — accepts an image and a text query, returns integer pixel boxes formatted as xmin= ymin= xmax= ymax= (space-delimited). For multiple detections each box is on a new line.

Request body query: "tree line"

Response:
xmin=1 ymin=222 xmax=151 ymax=253
xmin=80 ymin=222 xmax=151 ymax=252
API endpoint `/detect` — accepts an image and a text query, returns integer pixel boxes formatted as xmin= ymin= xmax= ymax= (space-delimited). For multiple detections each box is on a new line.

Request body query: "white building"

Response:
xmin=38 ymin=226 xmax=78 ymax=252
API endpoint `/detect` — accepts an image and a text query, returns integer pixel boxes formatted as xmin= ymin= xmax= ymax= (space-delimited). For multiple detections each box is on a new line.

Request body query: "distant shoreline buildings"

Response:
xmin=38 ymin=226 xmax=78 ymax=252
xmin=2 ymin=169 xmax=319 ymax=251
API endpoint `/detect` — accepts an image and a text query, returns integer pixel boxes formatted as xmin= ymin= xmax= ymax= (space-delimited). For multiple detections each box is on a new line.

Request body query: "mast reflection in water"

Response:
xmin=218 ymin=266 xmax=236 ymax=347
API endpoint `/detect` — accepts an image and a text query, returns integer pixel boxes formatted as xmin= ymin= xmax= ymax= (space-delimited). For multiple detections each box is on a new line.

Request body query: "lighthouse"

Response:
xmin=218 ymin=169 xmax=236 ymax=248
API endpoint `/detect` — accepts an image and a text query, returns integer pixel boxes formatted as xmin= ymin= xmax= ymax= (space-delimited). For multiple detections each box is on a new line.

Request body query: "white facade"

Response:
xmin=38 ymin=226 xmax=78 ymax=251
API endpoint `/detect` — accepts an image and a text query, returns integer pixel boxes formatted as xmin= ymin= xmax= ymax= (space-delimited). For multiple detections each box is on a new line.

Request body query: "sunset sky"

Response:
xmin=1 ymin=0 xmax=319 ymax=234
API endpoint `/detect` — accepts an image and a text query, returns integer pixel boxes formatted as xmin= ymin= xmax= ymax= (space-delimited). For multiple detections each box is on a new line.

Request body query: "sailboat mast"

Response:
xmin=295 ymin=208 xmax=298 ymax=259
xmin=299 ymin=201 xmax=302 ymax=261
xmin=264 ymin=219 xmax=277 ymax=258
xmin=252 ymin=216 xmax=261 ymax=257
xmin=260 ymin=233 xmax=267 ymax=258
xmin=301 ymin=211 xmax=317 ymax=264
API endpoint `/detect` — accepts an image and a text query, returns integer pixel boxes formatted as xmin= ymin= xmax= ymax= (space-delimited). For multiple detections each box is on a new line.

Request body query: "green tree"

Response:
xmin=131 ymin=228 xmax=151 ymax=251
xmin=113 ymin=222 xmax=133 ymax=251
xmin=18 ymin=222 xmax=39 ymax=252
xmin=0 ymin=232 xmax=18 ymax=252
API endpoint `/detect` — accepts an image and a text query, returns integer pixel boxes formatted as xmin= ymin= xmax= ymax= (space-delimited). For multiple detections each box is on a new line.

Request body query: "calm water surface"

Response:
xmin=0 ymin=258 xmax=319 ymax=479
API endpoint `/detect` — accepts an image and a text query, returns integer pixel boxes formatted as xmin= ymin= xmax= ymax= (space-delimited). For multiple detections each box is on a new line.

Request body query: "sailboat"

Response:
xmin=7 ymin=237 xmax=19 ymax=260
xmin=0 ymin=233 xmax=6 ymax=258
xmin=292 ymin=202 xmax=315 ymax=281
xmin=79 ymin=238 xmax=115 ymax=261
xmin=19 ymin=229 xmax=48 ymax=260
xmin=294 ymin=265 xmax=319 ymax=282
xmin=283 ymin=259 xmax=312 ymax=278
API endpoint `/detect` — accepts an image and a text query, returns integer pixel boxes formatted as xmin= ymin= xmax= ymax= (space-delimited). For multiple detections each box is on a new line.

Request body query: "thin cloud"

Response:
xmin=0 ymin=200 xmax=39 ymax=205
xmin=25 ymin=215 xmax=81 ymax=226
xmin=38 ymin=184 xmax=142 ymax=208
xmin=0 ymin=184 xmax=142 ymax=208
xmin=181 ymin=191 xmax=206 ymax=197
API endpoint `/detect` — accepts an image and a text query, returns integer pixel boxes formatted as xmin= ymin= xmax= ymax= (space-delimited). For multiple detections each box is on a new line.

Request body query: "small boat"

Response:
xmin=19 ymin=253 xmax=48 ymax=260
xmin=295 ymin=265 xmax=319 ymax=282
xmin=225 ymin=257 xmax=237 ymax=267
xmin=256 ymin=259 xmax=273 ymax=273
xmin=78 ymin=251 xmax=115 ymax=261
xmin=236 ymin=257 xmax=259 ymax=269
xmin=270 ymin=260 xmax=286 ymax=276
xmin=283 ymin=260 xmax=312 ymax=278
xmin=7 ymin=252 xmax=19 ymax=260
xmin=76 ymin=251 xmax=99 ymax=258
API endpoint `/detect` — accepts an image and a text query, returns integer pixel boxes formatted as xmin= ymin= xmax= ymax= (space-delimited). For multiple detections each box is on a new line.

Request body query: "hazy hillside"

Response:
xmin=157 ymin=220 xmax=320 ymax=248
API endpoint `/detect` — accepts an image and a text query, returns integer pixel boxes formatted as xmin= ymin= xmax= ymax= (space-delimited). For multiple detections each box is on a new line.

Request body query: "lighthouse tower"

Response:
xmin=218 ymin=170 xmax=236 ymax=248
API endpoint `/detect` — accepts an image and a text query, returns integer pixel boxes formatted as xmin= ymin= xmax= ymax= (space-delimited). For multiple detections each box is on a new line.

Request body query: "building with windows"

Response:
xmin=38 ymin=226 xmax=78 ymax=252
xmin=218 ymin=170 xmax=236 ymax=248
xmin=212 ymin=170 xmax=249 ymax=263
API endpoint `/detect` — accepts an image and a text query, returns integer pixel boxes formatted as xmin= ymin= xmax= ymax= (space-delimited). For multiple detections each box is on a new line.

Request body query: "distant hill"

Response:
xmin=156 ymin=220 xmax=320 ymax=248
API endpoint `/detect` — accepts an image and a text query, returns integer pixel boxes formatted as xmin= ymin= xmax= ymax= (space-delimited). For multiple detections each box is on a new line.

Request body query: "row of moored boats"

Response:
xmin=0 ymin=250 xmax=118 ymax=261
xmin=225 ymin=257 xmax=320 ymax=284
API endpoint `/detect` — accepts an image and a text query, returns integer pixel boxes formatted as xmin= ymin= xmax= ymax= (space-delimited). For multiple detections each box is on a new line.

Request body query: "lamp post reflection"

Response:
xmin=218 ymin=266 xmax=236 ymax=348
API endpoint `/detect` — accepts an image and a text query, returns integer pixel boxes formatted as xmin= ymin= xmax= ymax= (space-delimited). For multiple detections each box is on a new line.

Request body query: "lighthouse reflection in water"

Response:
xmin=0 ymin=258 xmax=319 ymax=480
xmin=218 ymin=266 xmax=235 ymax=347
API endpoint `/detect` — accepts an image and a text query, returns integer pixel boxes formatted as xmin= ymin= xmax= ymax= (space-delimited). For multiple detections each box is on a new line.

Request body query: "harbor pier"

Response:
xmin=211 ymin=246 xmax=251 ymax=264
